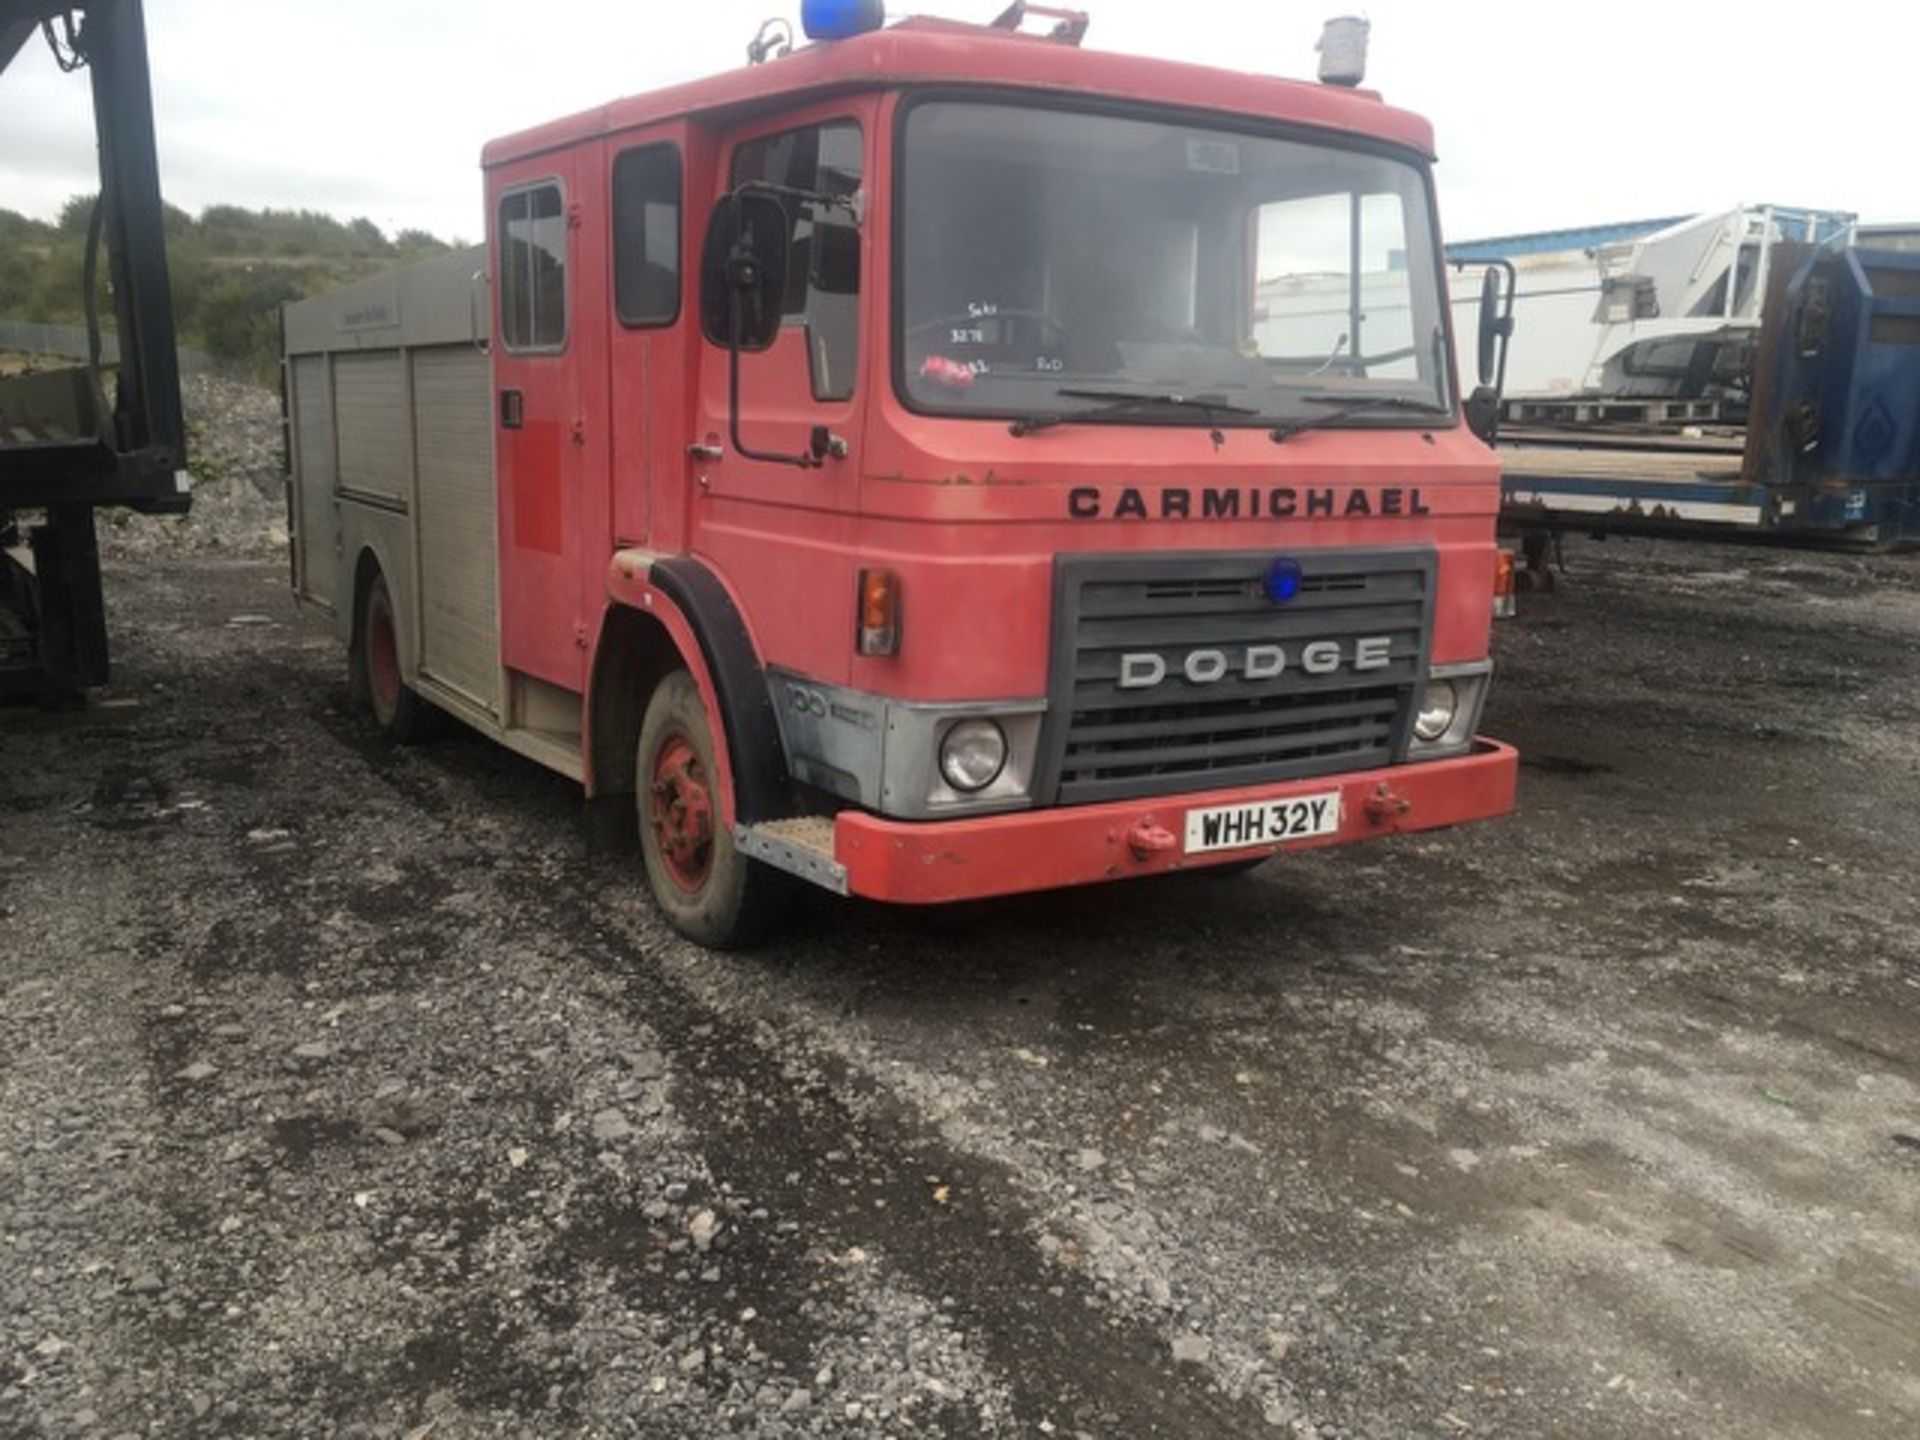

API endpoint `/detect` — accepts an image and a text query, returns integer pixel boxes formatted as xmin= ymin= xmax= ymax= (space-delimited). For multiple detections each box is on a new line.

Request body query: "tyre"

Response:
xmin=637 ymin=670 xmax=795 ymax=949
xmin=354 ymin=569 xmax=436 ymax=743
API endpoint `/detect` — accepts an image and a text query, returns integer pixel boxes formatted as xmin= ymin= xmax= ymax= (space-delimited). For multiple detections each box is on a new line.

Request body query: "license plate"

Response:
xmin=1184 ymin=791 xmax=1342 ymax=855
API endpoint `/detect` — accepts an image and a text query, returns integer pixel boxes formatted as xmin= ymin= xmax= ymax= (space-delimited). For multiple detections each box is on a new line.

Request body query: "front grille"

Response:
xmin=1044 ymin=550 xmax=1435 ymax=805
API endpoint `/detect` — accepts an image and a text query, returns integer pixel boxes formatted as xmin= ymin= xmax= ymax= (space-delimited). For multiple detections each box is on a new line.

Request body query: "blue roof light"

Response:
xmin=802 ymin=0 xmax=884 ymax=41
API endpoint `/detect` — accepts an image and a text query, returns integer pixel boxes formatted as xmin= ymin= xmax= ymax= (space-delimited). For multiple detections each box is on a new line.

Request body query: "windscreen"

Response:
xmin=899 ymin=100 xmax=1451 ymax=427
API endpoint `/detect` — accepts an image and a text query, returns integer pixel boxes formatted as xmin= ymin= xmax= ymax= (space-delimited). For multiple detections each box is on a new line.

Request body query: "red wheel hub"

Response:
xmin=649 ymin=734 xmax=714 ymax=893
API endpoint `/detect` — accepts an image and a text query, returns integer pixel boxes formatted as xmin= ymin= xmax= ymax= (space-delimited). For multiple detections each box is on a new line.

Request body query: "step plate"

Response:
xmin=735 ymin=817 xmax=848 ymax=896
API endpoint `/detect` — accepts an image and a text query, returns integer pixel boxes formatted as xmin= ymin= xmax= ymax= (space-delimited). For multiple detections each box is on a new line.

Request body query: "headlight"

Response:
xmin=939 ymin=718 xmax=1008 ymax=793
xmin=1413 ymin=679 xmax=1459 ymax=743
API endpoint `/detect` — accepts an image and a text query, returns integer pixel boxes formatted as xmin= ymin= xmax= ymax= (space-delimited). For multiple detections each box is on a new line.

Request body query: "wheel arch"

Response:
xmin=586 ymin=553 xmax=795 ymax=827
xmin=585 ymin=602 xmax=687 ymax=803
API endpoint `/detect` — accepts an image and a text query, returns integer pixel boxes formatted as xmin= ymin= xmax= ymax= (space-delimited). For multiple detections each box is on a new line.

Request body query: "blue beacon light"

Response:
xmin=801 ymin=0 xmax=886 ymax=41
xmin=1264 ymin=558 xmax=1304 ymax=605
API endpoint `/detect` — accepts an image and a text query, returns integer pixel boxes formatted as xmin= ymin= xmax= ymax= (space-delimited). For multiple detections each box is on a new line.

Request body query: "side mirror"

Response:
xmin=702 ymin=189 xmax=843 ymax=470
xmin=1469 ymin=260 xmax=1516 ymax=443
xmin=1475 ymin=264 xmax=1513 ymax=388
xmin=1464 ymin=385 xmax=1501 ymax=445
xmin=701 ymin=192 xmax=789 ymax=352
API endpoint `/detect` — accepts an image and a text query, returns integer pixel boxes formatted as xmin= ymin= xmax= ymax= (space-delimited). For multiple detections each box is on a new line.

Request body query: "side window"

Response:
xmin=728 ymin=120 xmax=863 ymax=400
xmin=499 ymin=182 xmax=567 ymax=350
xmin=613 ymin=144 xmax=682 ymax=327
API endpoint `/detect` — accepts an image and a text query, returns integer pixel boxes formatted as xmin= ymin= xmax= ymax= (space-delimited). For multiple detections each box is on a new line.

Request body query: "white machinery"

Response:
xmin=1448 ymin=205 xmax=1856 ymax=411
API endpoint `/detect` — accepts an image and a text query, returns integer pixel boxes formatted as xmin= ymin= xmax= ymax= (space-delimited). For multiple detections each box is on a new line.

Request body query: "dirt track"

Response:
xmin=3 ymin=537 xmax=1919 ymax=1439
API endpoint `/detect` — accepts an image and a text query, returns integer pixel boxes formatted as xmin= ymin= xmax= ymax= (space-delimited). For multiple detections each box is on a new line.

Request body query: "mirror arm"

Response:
xmin=726 ymin=261 xmax=822 ymax=470
xmin=734 ymin=178 xmax=860 ymax=222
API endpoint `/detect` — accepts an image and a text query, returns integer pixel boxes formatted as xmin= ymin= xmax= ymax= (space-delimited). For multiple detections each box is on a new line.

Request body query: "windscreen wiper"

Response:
xmin=1009 ymin=387 xmax=1258 ymax=438
xmin=1268 ymin=393 xmax=1451 ymax=443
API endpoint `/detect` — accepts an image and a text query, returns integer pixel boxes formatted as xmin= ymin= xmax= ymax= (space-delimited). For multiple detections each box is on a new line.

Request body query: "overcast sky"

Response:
xmin=2 ymin=0 xmax=1912 ymax=244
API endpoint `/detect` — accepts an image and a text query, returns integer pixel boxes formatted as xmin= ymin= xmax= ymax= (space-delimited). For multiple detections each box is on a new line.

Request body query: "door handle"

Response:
xmin=499 ymin=390 xmax=524 ymax=429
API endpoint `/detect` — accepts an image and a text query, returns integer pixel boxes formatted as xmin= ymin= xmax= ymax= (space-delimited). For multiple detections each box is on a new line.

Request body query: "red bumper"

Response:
xmin=834 ymin=739 xmax=1518 ymax=904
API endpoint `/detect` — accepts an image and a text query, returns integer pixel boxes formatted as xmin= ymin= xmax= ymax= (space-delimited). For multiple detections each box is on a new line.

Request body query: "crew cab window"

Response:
xmin=499 ymin=182 xmax=566 ymax=350
xmin=729 ymin=120 xmax=863 ymax=400
xmin=613 ymin=144 xmax=682 ymax=327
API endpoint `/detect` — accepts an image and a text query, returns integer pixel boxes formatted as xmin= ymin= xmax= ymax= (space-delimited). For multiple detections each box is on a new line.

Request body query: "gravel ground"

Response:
xmin=3 ymin=531 xmax=1919 ymax=1439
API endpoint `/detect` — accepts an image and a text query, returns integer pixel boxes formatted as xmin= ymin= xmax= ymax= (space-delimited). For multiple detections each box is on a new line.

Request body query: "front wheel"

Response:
xmin=637 ymin=670 xmax=795 ymax=949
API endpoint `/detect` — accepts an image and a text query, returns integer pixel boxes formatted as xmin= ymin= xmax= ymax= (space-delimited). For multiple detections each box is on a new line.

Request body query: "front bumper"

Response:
xmin=832 ymin=738 xmax=1518 ymax=904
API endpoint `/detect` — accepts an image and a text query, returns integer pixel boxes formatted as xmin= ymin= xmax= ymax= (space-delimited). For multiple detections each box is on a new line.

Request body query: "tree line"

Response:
xmin=0 ymin=197 xmax=462 ymax=379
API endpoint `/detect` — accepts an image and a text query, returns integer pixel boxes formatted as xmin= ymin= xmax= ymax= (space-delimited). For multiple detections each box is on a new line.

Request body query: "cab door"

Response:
xmin=492 ymin=170 xmax=597 ymax=691
xmin=691 ymin=105 xmax=872 ymax=686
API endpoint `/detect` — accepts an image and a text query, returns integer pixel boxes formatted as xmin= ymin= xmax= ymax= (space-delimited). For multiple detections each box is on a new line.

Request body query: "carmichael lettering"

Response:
xmin=1066 ymin=486 xmax=1431 ymax=521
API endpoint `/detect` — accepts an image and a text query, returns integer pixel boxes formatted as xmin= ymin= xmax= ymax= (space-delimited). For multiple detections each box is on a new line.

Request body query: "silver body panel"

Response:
xmin=768 ymin=668 xmax=1046 ymax=819
xmin=331 ymin=352 xmax=409 ymax=509
xmin=411 ymin=348 xmax=499 ymax=714
xmin=284 ymin=246 xmax=539 ymax=753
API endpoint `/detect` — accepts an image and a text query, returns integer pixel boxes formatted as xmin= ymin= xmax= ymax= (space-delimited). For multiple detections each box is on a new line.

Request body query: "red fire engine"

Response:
xmin=283 ymin=3 xmax=1518 ymax=946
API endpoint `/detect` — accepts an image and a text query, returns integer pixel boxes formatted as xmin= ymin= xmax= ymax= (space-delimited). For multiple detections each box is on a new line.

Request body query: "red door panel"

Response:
xmin=492 ymin=169 xmax=595 ymax=693
xmin=509 ymin=416 xmax=565 ymax=555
